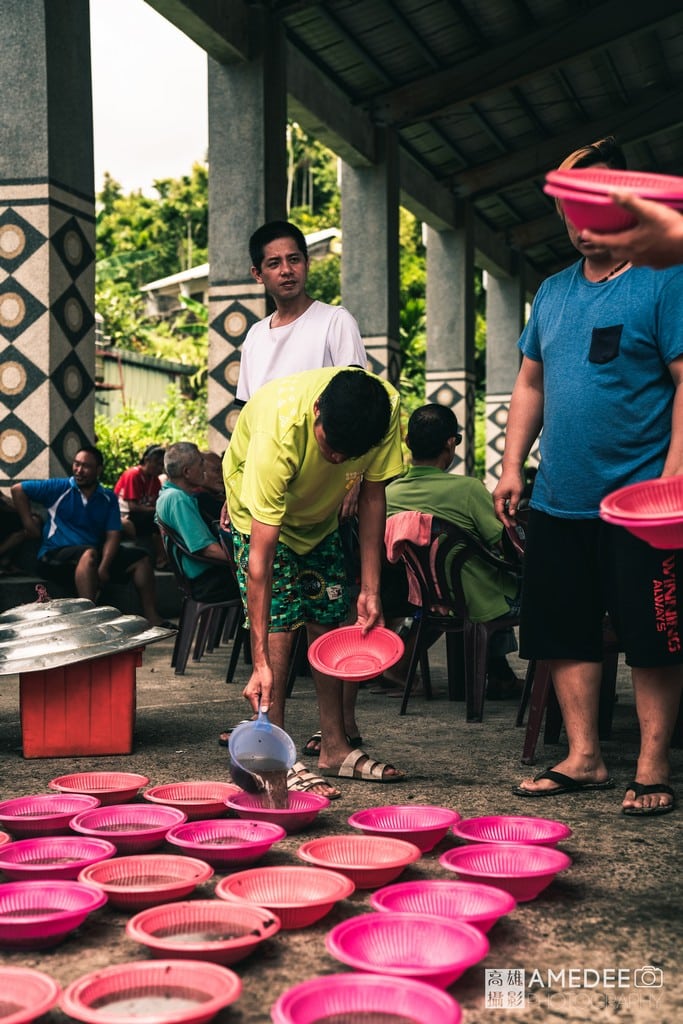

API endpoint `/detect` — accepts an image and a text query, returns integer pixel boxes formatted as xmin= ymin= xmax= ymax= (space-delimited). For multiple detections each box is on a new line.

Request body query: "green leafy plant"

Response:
xmin=95 ymin=384 xmax=208 ymax=487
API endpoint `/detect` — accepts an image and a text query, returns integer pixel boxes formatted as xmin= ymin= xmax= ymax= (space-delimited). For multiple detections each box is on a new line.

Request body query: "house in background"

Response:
xmin=139 ymin=227 xmax=341 ymax=319
xmin=95 ymin=315 xmax=197 ymax=420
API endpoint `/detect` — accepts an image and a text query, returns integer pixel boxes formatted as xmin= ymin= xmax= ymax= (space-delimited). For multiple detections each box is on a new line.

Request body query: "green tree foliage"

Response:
xmin=94 ymin=125 xmax=495 ymax=478
xmin=96 ymin=163 xmax=209 ymax=355
xmin=95 ymin=383 xmax=208 ymax=488
xmin=287 ymin=122 xmax=340 ymax=222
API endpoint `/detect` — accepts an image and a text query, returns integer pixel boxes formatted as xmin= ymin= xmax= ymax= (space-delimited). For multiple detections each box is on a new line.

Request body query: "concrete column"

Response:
xmin=340 ymin=130 xmax=400 ymax=385
xmin=484 ymin=271 xmax=525 ymax=492
xmin=425 ymin=218 xmax=476 ymax=475
xmin=206 ymin=19 xmax=287 ymax=449
xmin=0 ymin=0 xmax=95 ymax=482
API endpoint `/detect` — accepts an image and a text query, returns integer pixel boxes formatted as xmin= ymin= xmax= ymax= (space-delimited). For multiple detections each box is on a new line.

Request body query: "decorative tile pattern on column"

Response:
xmin=426 ymin=367 xmax=476 ymax=476
xmin=207 ymin=282 xmax=265 ymax=448
xmin=0 ymin=181 xmax=95 ymax=481
xmin=485 ymin=393 xmax=510 ymax=493
xmin=363 ymin=336 xmax=401 ymax=386
xmin=485 ymin=392 xmax=540 ymax=495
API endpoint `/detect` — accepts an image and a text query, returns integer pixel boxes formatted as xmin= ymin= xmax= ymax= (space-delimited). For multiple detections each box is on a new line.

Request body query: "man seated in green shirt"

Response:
xmin=385 ymin=403 xmax=521 ymax=697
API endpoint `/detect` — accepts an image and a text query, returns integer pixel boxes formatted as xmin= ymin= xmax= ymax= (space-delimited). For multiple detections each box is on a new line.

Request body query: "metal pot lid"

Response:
xmin=0 ymin=599 xmax=175 ymax=675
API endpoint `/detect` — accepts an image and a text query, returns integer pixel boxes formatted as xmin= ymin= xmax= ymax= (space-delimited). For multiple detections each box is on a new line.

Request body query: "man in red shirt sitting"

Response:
xmin=114 ymin=445 xmax=166 ymax=567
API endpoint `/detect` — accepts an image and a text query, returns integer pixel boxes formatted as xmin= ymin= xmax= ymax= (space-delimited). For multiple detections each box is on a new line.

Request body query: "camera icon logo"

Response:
xmin=633 ymin=966 xmax=663 ymax=988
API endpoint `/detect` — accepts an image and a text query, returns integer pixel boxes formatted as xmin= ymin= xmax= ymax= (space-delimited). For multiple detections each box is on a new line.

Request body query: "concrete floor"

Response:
xmin=0 ymin=631 xmax=681 ymax=1024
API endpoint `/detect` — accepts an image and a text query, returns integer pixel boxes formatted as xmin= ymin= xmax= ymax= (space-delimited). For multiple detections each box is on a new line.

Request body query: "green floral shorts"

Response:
xmin=232 ymin=529 xmax=350 ymax=632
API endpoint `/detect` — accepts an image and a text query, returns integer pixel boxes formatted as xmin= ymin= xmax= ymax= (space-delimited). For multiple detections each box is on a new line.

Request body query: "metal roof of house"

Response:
xmin=149 ymin=0 xmax=683 ymax=284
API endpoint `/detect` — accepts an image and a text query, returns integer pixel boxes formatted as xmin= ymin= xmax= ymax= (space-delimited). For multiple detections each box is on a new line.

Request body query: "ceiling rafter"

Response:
xmin=367 ymin=1 xmax=682 ymax=125
xmin=449 ymin=83 xmax=683 ymax=197
xmin=383 ymin=0 xmax=441 ymax=69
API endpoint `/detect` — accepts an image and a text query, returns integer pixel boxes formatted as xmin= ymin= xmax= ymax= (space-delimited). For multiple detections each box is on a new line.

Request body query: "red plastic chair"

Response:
xmin=391 ymin=516 xmax=521 ymax=721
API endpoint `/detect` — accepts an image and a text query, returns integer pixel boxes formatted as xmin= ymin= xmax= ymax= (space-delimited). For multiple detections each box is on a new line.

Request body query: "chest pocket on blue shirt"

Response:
xmin=589 ymin=324 xmax=623 ymax=364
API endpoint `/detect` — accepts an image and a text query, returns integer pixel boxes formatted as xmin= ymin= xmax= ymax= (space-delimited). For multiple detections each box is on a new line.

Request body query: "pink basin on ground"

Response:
xmin=0 ymin=794 xmax=101 ymax=838
xmin=49 ymin=772 xmax=149 ymax=805
xmin=326 ymin=911 xmax=489 ymax=989
xmin=297 ymin=833 xmax=421 ymax=889
xmin=142 ymin=781 xmax=241 ymax=820
xmin=78 ymin=854 xmax=214 ymax=911
xmin=70 ymin=804 xmax=187 ymax=855
xmin=0 ymin=836 xmax=117 ymax=881
xmin=348 ymin=804 xmax=461 ymax=852
xmin=0 ymin=880 xmax=107 ymax=950
xmin=452 ymin=814 xmax=572 ymax=847
xmin=215 ymin=865 xmax=354 ymax=930
xmin=126 ymin=899 xmax=281 ymax=966
xmin=165 ymin=819 xmax=286 ymax=868
xmin=0 ymin=966 xmax=61 ymax=1024
xmin=271 ymin=973 xmax=463 ymax=1024
xmin=59 ymin=959 xmax=242 ymax=1024
xmin=370 ymin=878 xmax=516 ymax=933
xmin=226 ymin=790 xmax=329 ymax=833
xmin=439 ymin=842 xmax=572 ymax=902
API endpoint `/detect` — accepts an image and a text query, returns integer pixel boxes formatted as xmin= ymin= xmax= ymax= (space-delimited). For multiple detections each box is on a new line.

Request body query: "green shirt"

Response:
xmin=224 ymin=367 xmax=403 ymax=554
xmin=386 ymin=465 xmax=518 ymax=621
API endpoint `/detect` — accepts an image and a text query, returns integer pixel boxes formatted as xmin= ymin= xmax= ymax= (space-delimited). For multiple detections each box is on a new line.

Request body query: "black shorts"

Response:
xmin=40 ymin=544 xmax=149 ymax=585
xmin=520 ymin=509 xmax=683 ymax=668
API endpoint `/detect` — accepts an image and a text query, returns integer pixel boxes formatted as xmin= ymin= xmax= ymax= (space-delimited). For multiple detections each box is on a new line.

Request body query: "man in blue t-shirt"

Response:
xmin=11 ymin=446 xmax=166 ymax=626
xmin=494 ymin=137 xmax=683 ymax=817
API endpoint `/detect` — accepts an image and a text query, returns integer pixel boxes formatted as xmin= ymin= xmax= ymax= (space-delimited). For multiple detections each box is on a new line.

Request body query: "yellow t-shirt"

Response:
xmin=224 ymin=367 xmax=403 ymax=554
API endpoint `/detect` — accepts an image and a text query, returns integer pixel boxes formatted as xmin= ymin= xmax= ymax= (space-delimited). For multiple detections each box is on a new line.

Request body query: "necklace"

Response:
xmin=592 ymin=259 xmax=630 ymax=284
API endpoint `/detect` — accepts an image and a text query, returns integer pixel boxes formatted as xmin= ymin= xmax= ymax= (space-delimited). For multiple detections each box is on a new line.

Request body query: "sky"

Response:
xmin=90 ymin=0 xmax=208 ymax=196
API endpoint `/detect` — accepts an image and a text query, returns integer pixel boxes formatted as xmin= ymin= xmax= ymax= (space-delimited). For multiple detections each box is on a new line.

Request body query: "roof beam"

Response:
xmin=506 ymin=212 xmax=565 ymax=250
xmin=143 ymin=0 xmax=253 ymax=63
xmin=452 ymin=83 xmax=683 ymax=197
xmin=368 ymin=1 xmax=682 ymax=125
xmin=286 ymin=44 xmax=377 ymax=166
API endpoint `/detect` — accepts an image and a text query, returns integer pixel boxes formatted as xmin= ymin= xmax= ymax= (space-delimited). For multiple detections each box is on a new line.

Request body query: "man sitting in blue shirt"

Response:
xmin=11 ymin=445 xmax=167 ymax=625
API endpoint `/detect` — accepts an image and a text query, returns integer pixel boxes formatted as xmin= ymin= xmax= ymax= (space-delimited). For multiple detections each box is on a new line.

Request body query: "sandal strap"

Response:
xmin=336 ymin=748 xmax=398 ymax=781
xmin=287 ymin=761 xmax=326 ymax=792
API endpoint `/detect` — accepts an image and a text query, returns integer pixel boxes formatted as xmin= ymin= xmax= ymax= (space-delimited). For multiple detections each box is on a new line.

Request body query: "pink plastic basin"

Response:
xmin=439 ymin=842 xmax=572 ymax=902
xmin=370 ymin=878 xmax=516 ymax=933
xmin=59 ymin=959 xmax=242 ymax=1024
xmin=215 ymin=865 xmax=354 ymax=929
xmin=326 ymin=911 xmax=489 ymax=989
xmin=271 ymin=973 xmax=463 ymax=1024
xmin=348 ymin=804 xmax=461 ymax=852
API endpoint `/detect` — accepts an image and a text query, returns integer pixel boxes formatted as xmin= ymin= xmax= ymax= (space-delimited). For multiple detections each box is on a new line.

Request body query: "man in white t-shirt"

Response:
xmin=235 ymin=221 xmax=367 ymax=404
xmin=231 ymin=221 xmax=369 ymax=763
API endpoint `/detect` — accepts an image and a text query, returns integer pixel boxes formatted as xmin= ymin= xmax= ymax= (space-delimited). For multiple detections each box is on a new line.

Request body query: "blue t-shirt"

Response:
xmin=519 ymin=261 xmax=683 ymax=518
xmin=21 ymin=478 xmax=121 ymax=558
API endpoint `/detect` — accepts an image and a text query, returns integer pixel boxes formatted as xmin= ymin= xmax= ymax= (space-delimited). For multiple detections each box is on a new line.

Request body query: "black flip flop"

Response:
xmin=513 ymin=767 xmax=615 ymax=797
xmin=622 ymin=781 xmax=675 ymax=816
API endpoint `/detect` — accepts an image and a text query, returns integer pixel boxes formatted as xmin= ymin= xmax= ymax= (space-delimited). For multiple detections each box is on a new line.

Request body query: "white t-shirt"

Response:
xmin=236 ymin=300 xmax=367 ymax=401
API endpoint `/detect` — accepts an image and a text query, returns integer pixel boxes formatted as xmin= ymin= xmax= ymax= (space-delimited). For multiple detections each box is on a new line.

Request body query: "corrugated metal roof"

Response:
xmin=276 ymin=0 xmax=683 ymax=279
xmin=150 ymin=0 xmax=683 ymax=282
